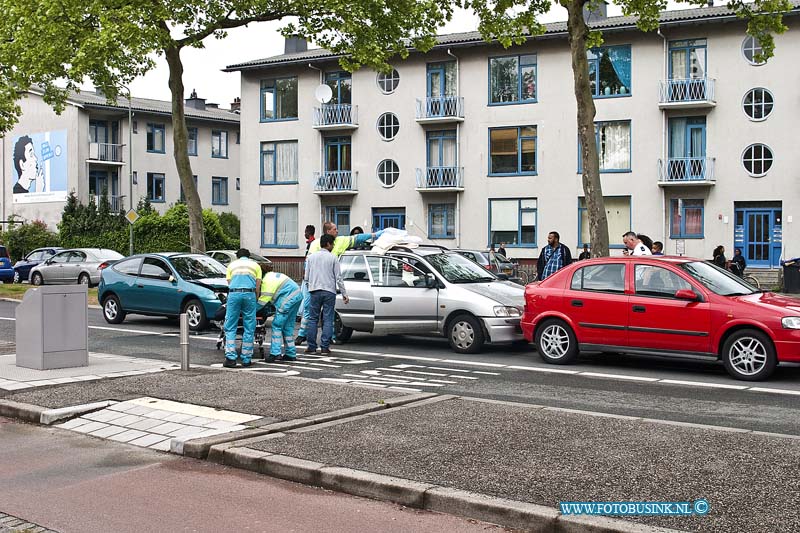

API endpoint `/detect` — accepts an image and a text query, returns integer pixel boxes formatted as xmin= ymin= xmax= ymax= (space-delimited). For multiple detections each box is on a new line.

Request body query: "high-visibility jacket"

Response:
xmin=258 ymin=272 xmax=296 ymax=305
xmin=226 ymin=257 xmax=262 ymax=289
xmin=307 ymin=233 xmax=372 ymax=258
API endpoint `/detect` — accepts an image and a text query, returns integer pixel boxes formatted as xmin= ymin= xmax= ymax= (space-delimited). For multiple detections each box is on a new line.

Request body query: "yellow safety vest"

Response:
xmin=307 ymin=235 xmax=354 ymax=258
xmin=226 ymin=258 xmax=262 ymax=288
xmin=258 ymin=272 xmax=290 ymax=305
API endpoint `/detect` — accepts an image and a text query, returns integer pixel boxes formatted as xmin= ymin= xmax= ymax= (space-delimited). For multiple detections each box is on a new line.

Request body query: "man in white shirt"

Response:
xmin=622 ymin=231 xmax=652 ymax=256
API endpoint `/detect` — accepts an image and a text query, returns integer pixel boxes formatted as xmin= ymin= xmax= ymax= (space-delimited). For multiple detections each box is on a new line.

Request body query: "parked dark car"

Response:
xmin=455 ymin=249 xmax=526 ymax=284
xmin=0 ymin=246 xmax=13 ymax=283
xmin=12 ymin=247 xmax=62 ymax=283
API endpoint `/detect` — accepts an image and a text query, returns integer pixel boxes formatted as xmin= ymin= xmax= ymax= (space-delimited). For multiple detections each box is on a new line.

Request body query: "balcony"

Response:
xmin=313 ymin=171 xmax=358 ymax=195
xmin=415 ymin=167 xmax=464 ymax=192
xmin=89 ymin=194 xmax=125 ymax=212
xmin=658 ymin=157 xmax=716 ymax=186
xmin=88 ymin=143 xmax=125 ymax=164
xmin=658 ymin=78 xmax=716 ymax=109
xmin=415 ymin=97 xmax=465 ymax=124
xmin=312 ymin=104 xmax=358 ymax=130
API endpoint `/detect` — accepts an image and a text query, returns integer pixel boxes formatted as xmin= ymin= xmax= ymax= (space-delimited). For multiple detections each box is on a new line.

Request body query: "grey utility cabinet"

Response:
xmin=15 ymin=285 xmax=89 ymax=370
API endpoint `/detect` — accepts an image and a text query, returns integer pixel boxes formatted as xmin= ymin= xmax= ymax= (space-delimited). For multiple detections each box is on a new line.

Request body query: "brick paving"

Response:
xmin=0 ymin=512 xmax=58 ymax=533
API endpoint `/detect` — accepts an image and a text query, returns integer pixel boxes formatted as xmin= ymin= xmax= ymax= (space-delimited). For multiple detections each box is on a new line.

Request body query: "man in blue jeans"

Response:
xmin=304 ymin=234 xmax=349 ymax=354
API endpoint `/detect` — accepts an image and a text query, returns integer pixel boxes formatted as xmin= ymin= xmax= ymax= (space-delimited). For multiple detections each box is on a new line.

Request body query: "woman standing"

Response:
xmin=712 ymin=245 xmax=727 ymax=269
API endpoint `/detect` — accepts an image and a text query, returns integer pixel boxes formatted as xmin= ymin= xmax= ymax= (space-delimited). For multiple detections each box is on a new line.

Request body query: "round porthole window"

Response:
xmin=742 ymin=36 xmax=765 ymax=66
xmin=742 ymin=88 xmax=774 ymax=121
xmin=742 ymin=144 xmax=773 ymax=177
xmin=377 ymin=69 xmax=400 ymax=94
xmin=377 ymin=112 xmax=400 ymax=141
xmin=377 ymin=159 xmax=400 ymax=187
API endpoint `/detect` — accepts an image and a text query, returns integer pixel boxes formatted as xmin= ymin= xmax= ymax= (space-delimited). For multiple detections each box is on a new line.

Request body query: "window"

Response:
xmin=669 ymin=39 xmax=706 ymax=80
xmin=377 ymin=112 xmax=400 ymax=141
xmin=570 ymin=264 xmax=625 ymax=293
xmin=261 ymin=141 xmax=299 ymax=184
xmin=366 ymin=256 xmax=427 ymax=288
xmin=588 ymin=45 xmax=631 ymax=97
xmin=578 ymin=196 xmax=630 ymax=248
xmin=635 ymin=265 xmax=693 ymax=298
xmin=89 ymin=120 xmax=109 ymax=143
xmin=670 ymin=199 xmax=704 ymax=238
xmin=132 ymin=120 xmax=138 ymax=134
xmin=261 ymin=204 xmax=298 ymax=248
xmin=112 ymin=257 xmax=142 ymax=276
xmin=489 ymin=198 xmax=536 ymax=247
xmin=742 ymin=144 xmax=773 ymax=177
xmin=489 ymin=126 xmax=536 ymax=175
xmin=489 ymin=54 xmax=536 ymax=104
xmin=236 ymin=131 xmax=240 ymax=144
xmin=377 ymin=69 xmax=400 ymax=94
xmin=261 ymin=77 xmax=298 ymax=121
xmin=187 ymin=127 xmax=198 ymax=156
xmin=429 ymin=203 xmax=455 ymax=239
xmin=341 ymin=254 xmax=369 ymax=282
xmin=146 ymin=123 xmax=165 ymax=153
xmin=132 ymin=171 xmax=138 ymax=185
xmin=579 ymin=121 xmax=631 ymax=172
xmin=742 ymin=36 xmax=765 ymax=65
xmin=212 ymin=177 xmax=228 ymax=205
xmin=139 ymin=257 xmax=172 ymax=280
xmin=377 ymin=159 xmax=400 ymax=187
xmin=236 ymin=177 xmax=240 ymax=190
xmin=325 ymin=206 xmax=351 ymax=236
xmin=325 ymin=71 xmax=352 ymax=104
xmin=179 ymin=175 xmax=198 ymax=202
xmin=147 ymin=173 xmax=165 ymax=202
xmin=211 ymin=130 xmax=228 ymax=158
xmin=743 ymin=88 xmax=774 ymax=121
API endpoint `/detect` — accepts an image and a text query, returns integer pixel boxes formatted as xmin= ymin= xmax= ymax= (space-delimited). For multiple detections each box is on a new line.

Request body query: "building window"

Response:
xmin=742 ymin=143 xmax=773 ymax=177
xmin=132 ymin=120 xmax=138 ymax=134
xmin=377 ymin=112 xmax=400 ymax=141
xmin=261 ymin=205 xmax=298 ymax=248
xmin=180 ymin=175 xmax=198 ymax=203
xmin=742 ymin=36 xmax=765 ymax=65
xmin=489 ymin=198 xmax=536 ymax=247
xmin=211 ymin=130 xmax=228 ymax=158
xmin=429 ymin=203 xmax=455 ymax=239
xmin=743 ymin=88 xmax=774 ymax=121
xmin=236 ymin=177 xmax=240 ymax=190
xmin=326 ymin=206 xmax=351 ymax=236
xmin=235 ymin=131 xmax=241 ymax=144
xmin=325 ymin=71 xmax=353 ymax=104
xmin=147 ymin=173 xmax=165 ymax=202
xmin=89 ymin=120 xmax=109 ymax=143
xmin=212 ymin=177 xmax=228 ymax=205
xmin=377 ymin=68 xmax=400 ymax=94
xmin=587 ymin=45 xmax=631 ymax=98
xmin=261 ymin=141 xmax=299 ymax=184
xmin=669 ymin=39 xmax=706 ymax=80
xmin=579 ymin=121 xmax=631 ymax=172
xmin=187 ymin=127 xmax=198 ymax=156
xmin=489 ymin=54 xmax=536 ymax=104
xmin=260 ymin=77 xmax=299 ymax=121
xmin=377 ymin=159 xmax=400 ymax=187
xmin=670 ymin=199 xmax=704 ymax=238
xmin=132 ymin=171 xmax=138 ymax=185
xmin=578 ymin=196 xmax=631 ymax=248
xmin=146 ymin=123 xmax=165 ymax=153
xmin=489 ymin=126 xmax=536 ymax=176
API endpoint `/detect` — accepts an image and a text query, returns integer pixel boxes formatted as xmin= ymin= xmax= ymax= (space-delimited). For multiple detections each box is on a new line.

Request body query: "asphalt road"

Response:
xmin=2 ymin=299 xmax=800 ymax=435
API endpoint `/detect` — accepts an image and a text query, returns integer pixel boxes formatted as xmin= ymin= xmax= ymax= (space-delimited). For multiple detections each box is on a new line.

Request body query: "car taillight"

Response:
xmin=98 ymin=262 xmax=110 ymax=270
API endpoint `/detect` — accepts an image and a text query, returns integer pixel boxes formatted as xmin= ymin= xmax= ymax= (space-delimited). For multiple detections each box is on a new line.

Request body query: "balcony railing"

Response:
xmin=312 ymin=104 xmax=358 ymax=129
xmin=313 ymin=170 xmax=358 ymax=194
xmin=89 ymin=194 xmax=124 ymax=212
xmin=658 ymin=78 xmax=716 ymax=107
xmin=88 ymin=142 xmax=125 ymax=163
xmin=415 ymin=166 xmax=464 ymax=190
xmin=658 ymin=157 xmax=715 ymax=185
xmin=415 ymin=96 xmax=465 ymax=122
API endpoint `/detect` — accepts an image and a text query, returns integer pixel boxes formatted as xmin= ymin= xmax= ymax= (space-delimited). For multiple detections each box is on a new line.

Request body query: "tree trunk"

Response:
xmin=164 ymin=45 xmax=206 ymax=253
xmin=564 ymin=0 xmax=609 ymax=257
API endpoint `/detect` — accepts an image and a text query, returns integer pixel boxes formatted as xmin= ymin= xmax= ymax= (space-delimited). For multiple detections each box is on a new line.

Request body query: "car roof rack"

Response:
xmin=387 ymin=243 xmax=450 ymax=253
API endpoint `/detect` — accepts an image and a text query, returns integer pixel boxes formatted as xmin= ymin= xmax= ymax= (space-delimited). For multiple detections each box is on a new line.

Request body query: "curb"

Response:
xmin=0 ymin=296 xmax=101 ymax=309
xmin=0 ymin=399 xmax=116 ymax=425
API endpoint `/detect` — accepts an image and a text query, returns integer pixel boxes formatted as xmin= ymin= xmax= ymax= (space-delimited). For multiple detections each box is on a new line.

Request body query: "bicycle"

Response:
xmin=729 ymin=262 xmax=760 ymax=289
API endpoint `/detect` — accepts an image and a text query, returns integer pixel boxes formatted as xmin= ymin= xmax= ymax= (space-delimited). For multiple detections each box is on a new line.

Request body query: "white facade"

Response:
xmin=233 ymin=6 xmax=799 ymax=269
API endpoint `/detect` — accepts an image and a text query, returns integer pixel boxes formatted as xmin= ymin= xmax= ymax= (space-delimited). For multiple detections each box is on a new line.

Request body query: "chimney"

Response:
xmin=206 ymin=103 xmax=219 ymax=109
xmin=230 ymin=97 xmax=241 ymax=113
xmin=284 ymin=36 xmax=308 ymax=55
xmin=583 ymin=1 xmax=608 ymax=23
xmin=184 ymin=88 xmax=206 ymax=110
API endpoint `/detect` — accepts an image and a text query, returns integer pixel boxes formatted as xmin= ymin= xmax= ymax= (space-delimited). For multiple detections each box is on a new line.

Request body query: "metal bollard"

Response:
xmin=180 ymin=313 xmax=190 ymax=370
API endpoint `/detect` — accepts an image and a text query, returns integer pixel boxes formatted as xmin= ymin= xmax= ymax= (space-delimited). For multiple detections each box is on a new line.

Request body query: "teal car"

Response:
xmin=98 ymin=253 xmax=227 ymax=330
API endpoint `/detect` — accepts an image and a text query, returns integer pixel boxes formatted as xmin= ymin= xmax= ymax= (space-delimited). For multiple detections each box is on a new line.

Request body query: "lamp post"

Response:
xmin=126 ymin=87 xmax=134 ymax=256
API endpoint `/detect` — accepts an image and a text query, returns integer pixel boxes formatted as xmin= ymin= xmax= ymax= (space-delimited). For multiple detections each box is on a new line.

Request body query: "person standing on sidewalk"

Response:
xmin=304 ymin=234 xmax=349 ymax=355
xmin=537 ymin=231 xmax=572 ymax=281
xmin=224 ymin=249 xmax=262 ymax=368
xmin=304 ymin=225 xmax=316 ymax=257
xmin=258 ymin=270 xmax=302 ymax=363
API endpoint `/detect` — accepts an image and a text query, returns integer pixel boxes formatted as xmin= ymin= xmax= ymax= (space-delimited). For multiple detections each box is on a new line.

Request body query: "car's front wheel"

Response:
xmin=31 ymin=272 xmax=44 ymax=286
xmin=447 ymin=314 xmax=485 ymax=354
xmin=334 ymin=312 xmax=353 ymax=343
xmin=535 ymin=318 xmax=578 ymax=364
xmin=722 ymin=329 xmax=776 ymax=381
xmin=183 ymin=299 xmax=208 ymax=331
xmin=103 ymin=295 xmax=126 ymax=324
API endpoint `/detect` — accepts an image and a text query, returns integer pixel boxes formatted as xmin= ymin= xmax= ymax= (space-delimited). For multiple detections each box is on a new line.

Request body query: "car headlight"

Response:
xmin=782 ymin=316 xmax=800 ymax=329
xmin=494 ymin=306 xmax=521 ymax=317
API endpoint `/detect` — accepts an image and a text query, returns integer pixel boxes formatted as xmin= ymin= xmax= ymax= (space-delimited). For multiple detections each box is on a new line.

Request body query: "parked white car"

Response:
xmin=30 ymin=248 xmax=123 ymax=287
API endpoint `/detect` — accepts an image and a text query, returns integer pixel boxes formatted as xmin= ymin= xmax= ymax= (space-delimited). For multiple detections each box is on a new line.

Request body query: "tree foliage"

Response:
xmin=0 ymin=217 xmax=59 ymax=261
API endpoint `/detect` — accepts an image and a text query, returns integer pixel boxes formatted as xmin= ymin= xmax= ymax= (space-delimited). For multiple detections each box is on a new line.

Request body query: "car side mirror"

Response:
xmin=675 ymin=289 xmax=698 ymax=301
xmin=168 ymin=275 xmax=176 ymax=283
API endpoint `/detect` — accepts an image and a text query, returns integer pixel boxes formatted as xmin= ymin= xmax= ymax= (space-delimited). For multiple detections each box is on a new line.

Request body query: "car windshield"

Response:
xmin=251 ymin=253 xmax=271 ymax=263
xmin=680 ymin=261 xmax=759 ymax=296
xmin=425 ymin=252 xmax=497 ymax=283
xmin=170 ymin=255 xmax=227 ymax=280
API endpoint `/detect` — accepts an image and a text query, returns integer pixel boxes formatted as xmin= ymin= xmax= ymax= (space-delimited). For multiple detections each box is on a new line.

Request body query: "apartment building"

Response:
xmin=228 ymin=2 xmax=800 ymax=270
xmin=1 ymin=89 xmax=240 ymax=229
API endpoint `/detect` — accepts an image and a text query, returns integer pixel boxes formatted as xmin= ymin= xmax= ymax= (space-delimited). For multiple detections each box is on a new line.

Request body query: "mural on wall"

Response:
xmin=12 ymin=130 xmax=68 ymax=204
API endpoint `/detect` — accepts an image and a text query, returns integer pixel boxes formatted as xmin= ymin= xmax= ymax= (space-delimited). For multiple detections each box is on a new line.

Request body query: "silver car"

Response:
xmin=334 ymin=246 xmax=526 ymax=354
xmin=30 ymin=248 xmax=123 ymax=287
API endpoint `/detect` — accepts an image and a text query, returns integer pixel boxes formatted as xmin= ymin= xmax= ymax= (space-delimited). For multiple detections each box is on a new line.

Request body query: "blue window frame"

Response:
xmin=146 ymin=123 xmax=165 ymax=153
xmin=179 ymin=175 xmax=198 ymax=203
xmin=669 ymin=39 xmax=707 ymax=80
xmin=261 ymin=204 xmax=299 ymax=248
xmin=212 ymin=177 xmax=228 ymax=205
xmin=372 ymin=208 xmax=406 ymax=232
xmin=429 ymin=204 xmax=455 ymax=239
xmin=578 ymin=196 xmax=631 ymax=248
xmin=260 ymin=77 xmax=299 ymax=122
xmin=488 ymin=54 xmax=536 ymax=105
xmin=89 ymin=120 xmax=109 ymax=143
xmin=427 ymin=62 xmax=456 ymax=98
xmin=325 ymin=71 xmax=352 ymax=105
xmin=670 ymin=199 xmax=704 ymax=238
xmin=578 ymin=121 xmax=632 ymax=173
xmin=325 ymin=136 xmax=351 ymax=171
xmin=489 ymin=126 xmax=536 ymax=176
xmin=488 ymin=198 xmax=536 ymax=247
xmin=187 ymin=127 xmax=198 ymax=156
xmin=426 ymin=130 xmax=457 ymax=167
xmin=588 ymin=45 xmax=631 ymax=98
xmin=260 ymin=141 xmax=299 ymax=184
xmin=147 ymin=172 xmax=165 ymax=202
xmin=211 ymin=130 xmax=228 ymax=158
xmin=325 ymin=206 xmax=351 ymax=236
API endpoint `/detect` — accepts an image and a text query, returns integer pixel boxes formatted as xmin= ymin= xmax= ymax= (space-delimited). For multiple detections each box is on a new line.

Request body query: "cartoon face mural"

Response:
xmin=12 ymin=130 xmax=68 ymax=203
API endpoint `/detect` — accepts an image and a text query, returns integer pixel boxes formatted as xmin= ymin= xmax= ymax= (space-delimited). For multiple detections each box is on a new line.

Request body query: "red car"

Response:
xmin=521 ymin=256 xmax=800 ymax=381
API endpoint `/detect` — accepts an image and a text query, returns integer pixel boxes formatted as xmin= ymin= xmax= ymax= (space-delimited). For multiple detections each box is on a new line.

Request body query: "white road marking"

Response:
xmin=440 ymin=359 xmax=505 ymax=368
xmin=507 ymin=365 xmax=580 ymax=375
xmin=579 ymin=372 xmax=660 ymax=383
xmin=659 ymin=379 xmax=748 ymax=390
xmin=430 ymin=366 xmax=471 ymax=373
xmin=471 ymin=371 xmax=501 ymax=376
xmin=748 ymin=387 xmax=800 ymax=396
xmin=448 ymin=375 xmax=479 ymax=380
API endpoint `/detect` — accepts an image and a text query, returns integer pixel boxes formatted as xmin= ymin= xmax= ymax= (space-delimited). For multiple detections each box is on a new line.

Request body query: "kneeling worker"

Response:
xmin=258 ymin=270 xmax=303 ymax=363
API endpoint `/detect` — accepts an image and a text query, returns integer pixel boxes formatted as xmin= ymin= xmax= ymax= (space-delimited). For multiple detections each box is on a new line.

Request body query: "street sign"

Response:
xmin=125 ymin=209 xmax=140 ymax=225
